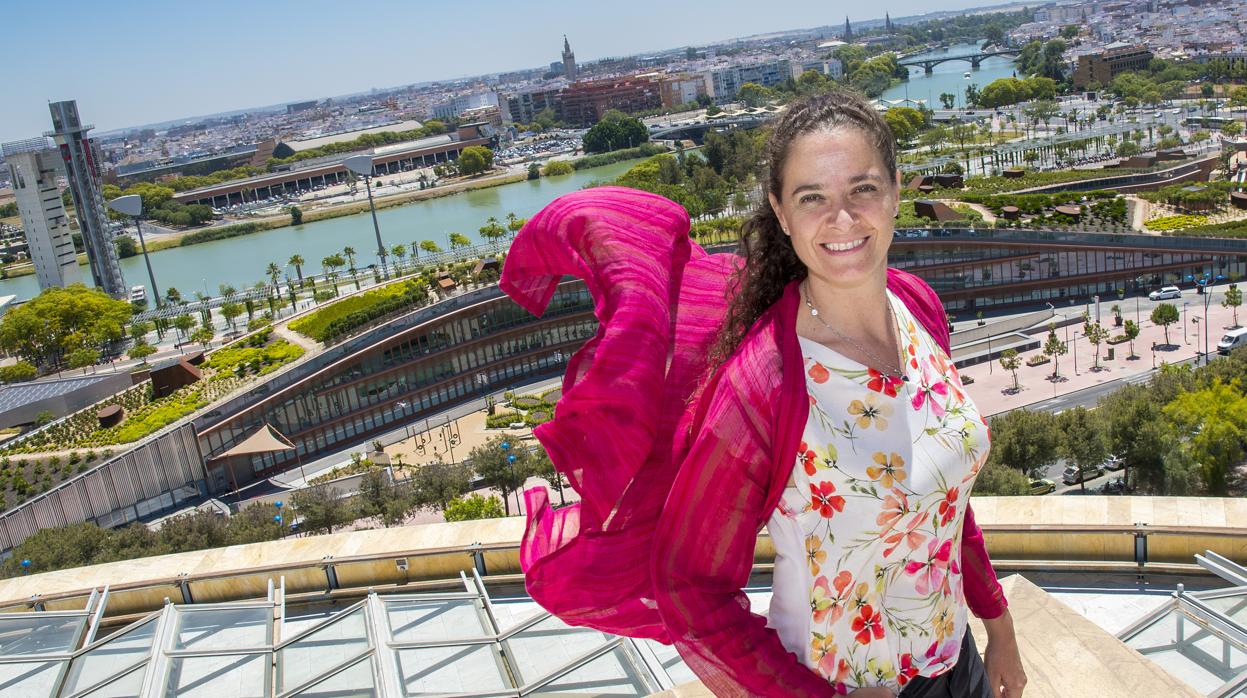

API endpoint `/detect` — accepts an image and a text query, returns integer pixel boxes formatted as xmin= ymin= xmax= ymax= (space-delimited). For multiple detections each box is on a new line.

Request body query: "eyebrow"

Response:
xmin=790 ymin=173 xmax=884 ymax=196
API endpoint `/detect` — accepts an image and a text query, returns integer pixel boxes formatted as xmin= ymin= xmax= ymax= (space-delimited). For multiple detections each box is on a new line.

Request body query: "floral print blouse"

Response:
xmin=765 ymin=289 xmax=990 ymax=695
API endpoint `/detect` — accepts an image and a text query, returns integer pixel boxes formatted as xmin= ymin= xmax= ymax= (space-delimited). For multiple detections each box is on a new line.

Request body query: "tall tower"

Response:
xmin=45 ymin=100 xmax=126 ymax=298
xmin=562 ymin=35 xmax=577 ymax=81
xmin=1 ymin=138 xmax=81 ymax=291
xmin=886 ymin=13 xmax=893 ymax=34
xmin=844 ymin=17 xmax=854 ymax=42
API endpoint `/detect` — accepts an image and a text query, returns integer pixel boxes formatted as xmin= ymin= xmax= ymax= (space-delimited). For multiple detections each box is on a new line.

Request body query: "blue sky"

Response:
xmin=3 ymin=0 xmax=1000 ymax=142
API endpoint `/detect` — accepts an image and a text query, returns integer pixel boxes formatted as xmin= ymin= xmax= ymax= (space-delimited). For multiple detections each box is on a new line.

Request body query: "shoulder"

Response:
xmin=887 ymin=267 xmax=943 ymax=312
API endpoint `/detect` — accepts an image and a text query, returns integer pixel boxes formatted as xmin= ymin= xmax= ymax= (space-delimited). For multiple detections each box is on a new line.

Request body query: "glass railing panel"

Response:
xmin=277 ymin=607 xmax=369 ymax=693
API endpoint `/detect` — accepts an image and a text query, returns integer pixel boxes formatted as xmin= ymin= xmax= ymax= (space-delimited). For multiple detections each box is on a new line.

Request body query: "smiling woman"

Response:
xmin=505 ymin=90 xmax=1028 ymax=698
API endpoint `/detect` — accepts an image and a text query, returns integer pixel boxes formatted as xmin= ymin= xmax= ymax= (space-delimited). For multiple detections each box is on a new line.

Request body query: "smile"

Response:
xmin=820 ymin=237 xmax=868 ymax=253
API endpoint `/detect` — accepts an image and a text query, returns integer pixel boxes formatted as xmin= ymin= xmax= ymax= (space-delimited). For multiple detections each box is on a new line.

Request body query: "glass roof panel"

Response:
xmin=641 ymin=638 xmax=696 ymax=686
xmin=394 ymin=644 xmax=508 ymax=695
xmin=530 ymin=646 xmax=649 ymax=696
xmin=384 ymin=599 xmax=489 ymax=643
xmin=1124 ymin=607 xmax=1247 ymax=695
xmin=289 ymin=656 xmax=377 ymax=698
xmin=76 ymin=663 xmax=148 ymax=698
xmin=0 ymin=615 xmax=86 ymax=656
xmin=163 ymin=653 xmax=270 ymax=698
xmin=1201 ymin=592 xmax=1247 ymax=625
xmin=173 ymin=607 xmax=271 ymax=651
xmin=505 ymin=615 xmax=614 ymax=684
xmin=0 ymin=660 xmax=64 ymax=696
xmin=278 ymin=607 xmax=369 ymax=692
xmin=61 ymin=617 xmax=158 ymax=695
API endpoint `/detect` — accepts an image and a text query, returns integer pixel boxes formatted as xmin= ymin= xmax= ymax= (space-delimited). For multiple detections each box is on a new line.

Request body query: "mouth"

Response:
xmin=819 ymin=237 xmax=869 ymax=255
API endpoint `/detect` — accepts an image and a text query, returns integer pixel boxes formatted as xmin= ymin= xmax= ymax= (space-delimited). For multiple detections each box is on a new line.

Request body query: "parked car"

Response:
xmin=1062 ymin=464 xmax=1105 ymax=485
xmin=1102 ymin=454 xmax=1124 ymax=471
xmin=1148 ymin=286 xmax=1182 ymax=301
xmin=1029 ymin=478 xmax=1056 ymax=495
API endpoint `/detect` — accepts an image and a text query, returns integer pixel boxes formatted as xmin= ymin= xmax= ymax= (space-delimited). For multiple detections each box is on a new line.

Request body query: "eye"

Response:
xmin=853 ymin=184 xmax=879 ymax=195
xmin=799 ymin=193 xmax=823 ymax=204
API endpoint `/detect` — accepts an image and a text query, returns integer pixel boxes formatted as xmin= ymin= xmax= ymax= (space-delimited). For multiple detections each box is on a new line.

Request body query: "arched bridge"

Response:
xmin=898 ymin=48 xmax=1021 ymax=74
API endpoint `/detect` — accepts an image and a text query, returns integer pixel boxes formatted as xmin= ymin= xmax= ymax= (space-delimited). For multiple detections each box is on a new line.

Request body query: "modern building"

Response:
xmin=1 ymin=138 xmax=80 ymax=291
xmin=430 ymin=92 xmax=499 ymax=121
xmin=505 ymin=88 xmax=563 ymax=126
xmin=657 ymin=73 xmax=711 ymax=109
xmin=271 ymin=120 xmax=426 ymax=160
xmin=1073 ymin=43 xmax=1154 ymax=89
xmin=562 ymin=35 xmax=577 ymax=81
xmin=708 ymin=60 xmax=796 ymax=102
xmin=46 ymin=100 xmax=126 ymax=298
xmin=559 ymin=76 xmax=662 ymax=127
xmin=285 ymin=100 xmax=319 ymax=114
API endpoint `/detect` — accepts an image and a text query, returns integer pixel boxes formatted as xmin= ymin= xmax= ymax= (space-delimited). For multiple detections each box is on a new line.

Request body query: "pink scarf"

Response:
xmin=501 ymin=187 xmax=1005 ymax=697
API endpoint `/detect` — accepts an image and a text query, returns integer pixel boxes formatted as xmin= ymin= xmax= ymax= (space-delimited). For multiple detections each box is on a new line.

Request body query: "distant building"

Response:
xmin=46 ymin=100 xmax=126 ymax=299
xmin=271 ymin=119 xmax=426 ymax=159
xmin=1034 ymin=4 xmax=1086 ymax=23
xmin=562 ymin=35 xmax=577 ymax=81
xmin=505 ymin=88 xmax=563 ymax=125
xmin=797 ymin=59 xmax=845 ymax=81
xmin=285 ymin=100 xmax=318 ymax=114
xmin=1073 ymin=43 xmax=1153 ymax=89
xmin=658 ymin=73 xmax=711 ymax=109
xmin=430 ymin=92 xmax=499 ymax=121
xmin=709 ymin=60 xmax=796 ymax=102
xmin=460 ymin=104 xmax=504 ymax=130
xmin=560 ymin=76 xmax=662 ymax=127
xmin=1 ymin=138 xmax=80 ymax=291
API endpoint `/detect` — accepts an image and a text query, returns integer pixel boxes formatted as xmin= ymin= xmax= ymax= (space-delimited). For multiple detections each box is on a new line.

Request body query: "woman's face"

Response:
xmin=768 ymin=127 xmax=900 ymax=293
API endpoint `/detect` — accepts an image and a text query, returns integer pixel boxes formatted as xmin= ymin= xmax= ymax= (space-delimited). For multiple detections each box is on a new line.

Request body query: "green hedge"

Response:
xmin=290 ymin=280 xmax=428 ymax=343
xmin=572 ymin=143 xmax=667 ymax=170
xmin=1167 ymin=219 xmax=1247 ymax=238
xmin=485 ymin=411 xmax=521 ymax=429
xmin=178 ymin=222 xmax=272 ymax=246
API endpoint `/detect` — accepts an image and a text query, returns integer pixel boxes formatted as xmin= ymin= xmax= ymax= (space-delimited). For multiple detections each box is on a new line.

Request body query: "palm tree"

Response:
xmin=342 ymin=246 xmax=359 ymax=290
xmin=265 ymin=262 xmax=281 ymax=296
xmin=321 ymin=255 xmax=340 ymax=295
xmin=391 ymin=244 xmax=407 ymax=272
xmin=289 ymin=254 xmax=305 ymax=286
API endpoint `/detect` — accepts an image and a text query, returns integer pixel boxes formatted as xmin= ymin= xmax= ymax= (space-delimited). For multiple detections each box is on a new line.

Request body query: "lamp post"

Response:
xmin=500 ymin=441 xmax=522 ymax=514
xmin=107 ymin=194 xmax=162 ymax=308
xmin=1192 ymin=317 xmax=1202 ymax=363
xmin=1183 ymin=302 xmax=1188 ymax=343
xmin=1203 ymin=284 xmax=1213 ymax=366
xmin=343 ymin=155 xmax=389 ymax=279
xmin=1073 ymin=331 xmax=1080 ymax=375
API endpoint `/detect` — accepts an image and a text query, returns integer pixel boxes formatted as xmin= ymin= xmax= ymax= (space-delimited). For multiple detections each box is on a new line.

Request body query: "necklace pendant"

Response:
xmin=809 ymin=308 xmax=819 ymax=317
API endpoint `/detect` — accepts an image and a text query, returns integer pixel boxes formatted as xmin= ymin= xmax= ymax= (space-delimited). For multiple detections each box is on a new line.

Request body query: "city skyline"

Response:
xmin=2 ymin=0 xmax=1014 ymax=142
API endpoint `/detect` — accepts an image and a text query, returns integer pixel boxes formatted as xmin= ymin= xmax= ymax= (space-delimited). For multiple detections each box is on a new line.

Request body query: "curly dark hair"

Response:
xmin=706 ymin=89 xmax=900 ymax=373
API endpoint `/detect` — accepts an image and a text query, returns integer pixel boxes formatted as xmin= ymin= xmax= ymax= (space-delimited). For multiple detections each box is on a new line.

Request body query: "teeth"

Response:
xmin=822 ymin=238 xmax=867 ymax=252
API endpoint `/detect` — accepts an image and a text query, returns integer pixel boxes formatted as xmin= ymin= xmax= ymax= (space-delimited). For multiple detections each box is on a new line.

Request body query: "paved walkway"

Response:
xmin=966 ymin=290 xmax=1239 ymax=416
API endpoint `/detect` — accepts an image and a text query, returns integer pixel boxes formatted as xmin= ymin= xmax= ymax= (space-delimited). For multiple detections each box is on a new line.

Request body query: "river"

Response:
xmin=882 ymin=40 xmax=1018 ymax=109
xmin=0 ymin=159 xmax=637 ymax=303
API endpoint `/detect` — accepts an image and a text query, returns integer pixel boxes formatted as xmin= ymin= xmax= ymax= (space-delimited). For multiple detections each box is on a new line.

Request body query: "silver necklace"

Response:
xmin=801 ymin=283 xmax=909 ymax=382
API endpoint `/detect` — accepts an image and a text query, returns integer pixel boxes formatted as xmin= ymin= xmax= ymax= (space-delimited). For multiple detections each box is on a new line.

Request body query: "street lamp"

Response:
xmin=500 ymin=441 xmax=522 ymax=514
xmin=107 ymin=194 xmax=162 ymax=308
xmin=343 ymin=155 xmax=389 ymax=279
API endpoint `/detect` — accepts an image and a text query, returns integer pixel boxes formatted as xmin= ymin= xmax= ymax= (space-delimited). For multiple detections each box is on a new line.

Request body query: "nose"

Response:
xmin=830 ymin=203 xmax=857 ymax=230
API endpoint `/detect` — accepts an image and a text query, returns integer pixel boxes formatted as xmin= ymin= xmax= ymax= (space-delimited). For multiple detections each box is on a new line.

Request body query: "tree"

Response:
xmin=444 ymin=493 xmax=506 ymax=522
xmin=479 ymin=216 xmax=506 ymax=243
xmin=1224 ymin=284 xmax=1242 ymax=328
xmin=173 ymin=314 xmax=196 ymax=342
xmin=165 ymin=287 xmax=182 ymax=304
xmin=1151 ymin=303 xmax=1180 ymax=345
xmin=973 ymin=458 xmax=1032 ymax=495
xmin=0 ymin=285 xmax=131 ymax=368
xmin=190 ymin=326 xmax=214 ymax=349
xmin=736 ymin=82 xmax=771 ymax=107
xmin=220 ymin=302 xmax=244 ymax=333
xmin=1162 ymin=380 xmax=1247 ymax=494
xmin=582 ymin=110 xmax=649 ymax=154
xmin=128 ymin=343 xmax=156 ymax=364
xmin=67 ymin=347 xmax=99 ymax=370
xmin=114 ymin=236 xmax=138 ymax=258
xmin=987 ymin=409 xmax=1061 ymax=478
xmin=291 ymin=485 xmax=354 ymax=534
xmin=289 ymin=254 xmax=305 ymax=285
xmin=457 ymin=145 xmax=494 ymax=176
xmin=390 ymin=244 xmax=407 ymax=264
xmin=448 ymin=232 xmax=471 ymax=249
xmin=0 ymin=361 xmax=38 ymax=384
xmin=1084 ymin=321 xmax=1110 ymax=369
xmin=1059 ymin=407 xmax=1107 ymax=492
xmin=265 ymin=262 xmax=282 ymax=293
xmin=939 ymin=92 xmax=956 ymax=110
xmin=999 ymin=348 xmax=1022 ymax=391
xmin=1043 ymin=328 xmax=1067 ymax=378
xmin=1124 ymin=320 xmax=1141 ymax=359
xmin=420 ymin=240 xmax=442 ymax=254
xmin=527 ymin=163 xmax=541 ymax=180
xmin=469 ymin=435 xmax=531 ymax=515
xmin=289 ymin=205 xmax=304 ymax=225
xmin=409 ymin=462 xmax=472 ymax=512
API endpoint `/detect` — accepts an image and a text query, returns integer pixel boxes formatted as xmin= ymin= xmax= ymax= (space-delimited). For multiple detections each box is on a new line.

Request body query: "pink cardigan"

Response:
xmin=500 ymin=186 xmax=1006 ymax=697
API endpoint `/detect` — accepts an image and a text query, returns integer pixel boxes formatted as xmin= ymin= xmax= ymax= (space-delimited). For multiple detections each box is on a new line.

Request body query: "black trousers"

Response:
xmin=898 ymin=630 xmax=992 ymax=698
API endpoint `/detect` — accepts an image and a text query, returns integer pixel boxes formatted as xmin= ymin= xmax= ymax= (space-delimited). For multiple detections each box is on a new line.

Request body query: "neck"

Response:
xmin=801 ymin=276 xmax=892 ymax=342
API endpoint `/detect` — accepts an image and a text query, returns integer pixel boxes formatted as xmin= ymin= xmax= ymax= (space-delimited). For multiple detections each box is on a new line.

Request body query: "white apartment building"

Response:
xmin=2 ymin=140 xmax=80 ymax=291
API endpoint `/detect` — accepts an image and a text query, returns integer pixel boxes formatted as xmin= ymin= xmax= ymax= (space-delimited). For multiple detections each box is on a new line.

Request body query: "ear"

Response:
xmin=892 ymin=170 xmax=903 ymax=218
xmin=768 ymin=192 xmax=789 ymax=235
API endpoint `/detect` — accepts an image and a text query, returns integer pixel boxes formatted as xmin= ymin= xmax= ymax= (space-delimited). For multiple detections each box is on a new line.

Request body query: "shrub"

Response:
xmin=485 ymin=411 xmax=521 ymax=429
xmin=443 ymin=493 xmax=506 ymax=522
xmin=1025 ymin=355 xmax=1050 ymax=367
xmin=1145 ymin=214 xmax=1210 ymax=232
xmin=290 ymin=280 xmax=429 ymax=343
xmin=0 ymin=362 xmax=38 ymax=384
xmin=542 ymin=160 xmax=574 ymax=176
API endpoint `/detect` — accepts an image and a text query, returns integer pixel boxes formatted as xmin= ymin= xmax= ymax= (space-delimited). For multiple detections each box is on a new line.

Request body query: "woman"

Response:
xmin=500 ymin=91 xmax=1026 ymax=697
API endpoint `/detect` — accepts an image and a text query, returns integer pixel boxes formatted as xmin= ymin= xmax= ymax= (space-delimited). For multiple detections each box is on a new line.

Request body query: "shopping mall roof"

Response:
xmin=278 ymin=120 xmax=425 ymax=154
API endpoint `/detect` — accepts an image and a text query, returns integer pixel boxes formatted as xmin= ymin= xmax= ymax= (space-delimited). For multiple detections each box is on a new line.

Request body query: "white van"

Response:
xmin=1217 ymin=327 xmax=1247 ymax=354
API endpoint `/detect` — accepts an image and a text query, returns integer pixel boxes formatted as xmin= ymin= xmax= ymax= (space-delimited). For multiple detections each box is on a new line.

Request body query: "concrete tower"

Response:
xmin=1 ymin=138 xmax=81 ymax=291
xmin=562 ymin=35 xmax=576 ymax=81
xmin=45 ymin=100 xmax=126 ymax=298
xmin=844 ymin=16 xmax=854 ymax=42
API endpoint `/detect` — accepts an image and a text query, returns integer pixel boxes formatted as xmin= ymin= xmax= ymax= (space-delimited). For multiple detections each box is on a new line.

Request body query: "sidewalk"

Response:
xmin=964 ymin=294 xmax=1238 ymax=416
